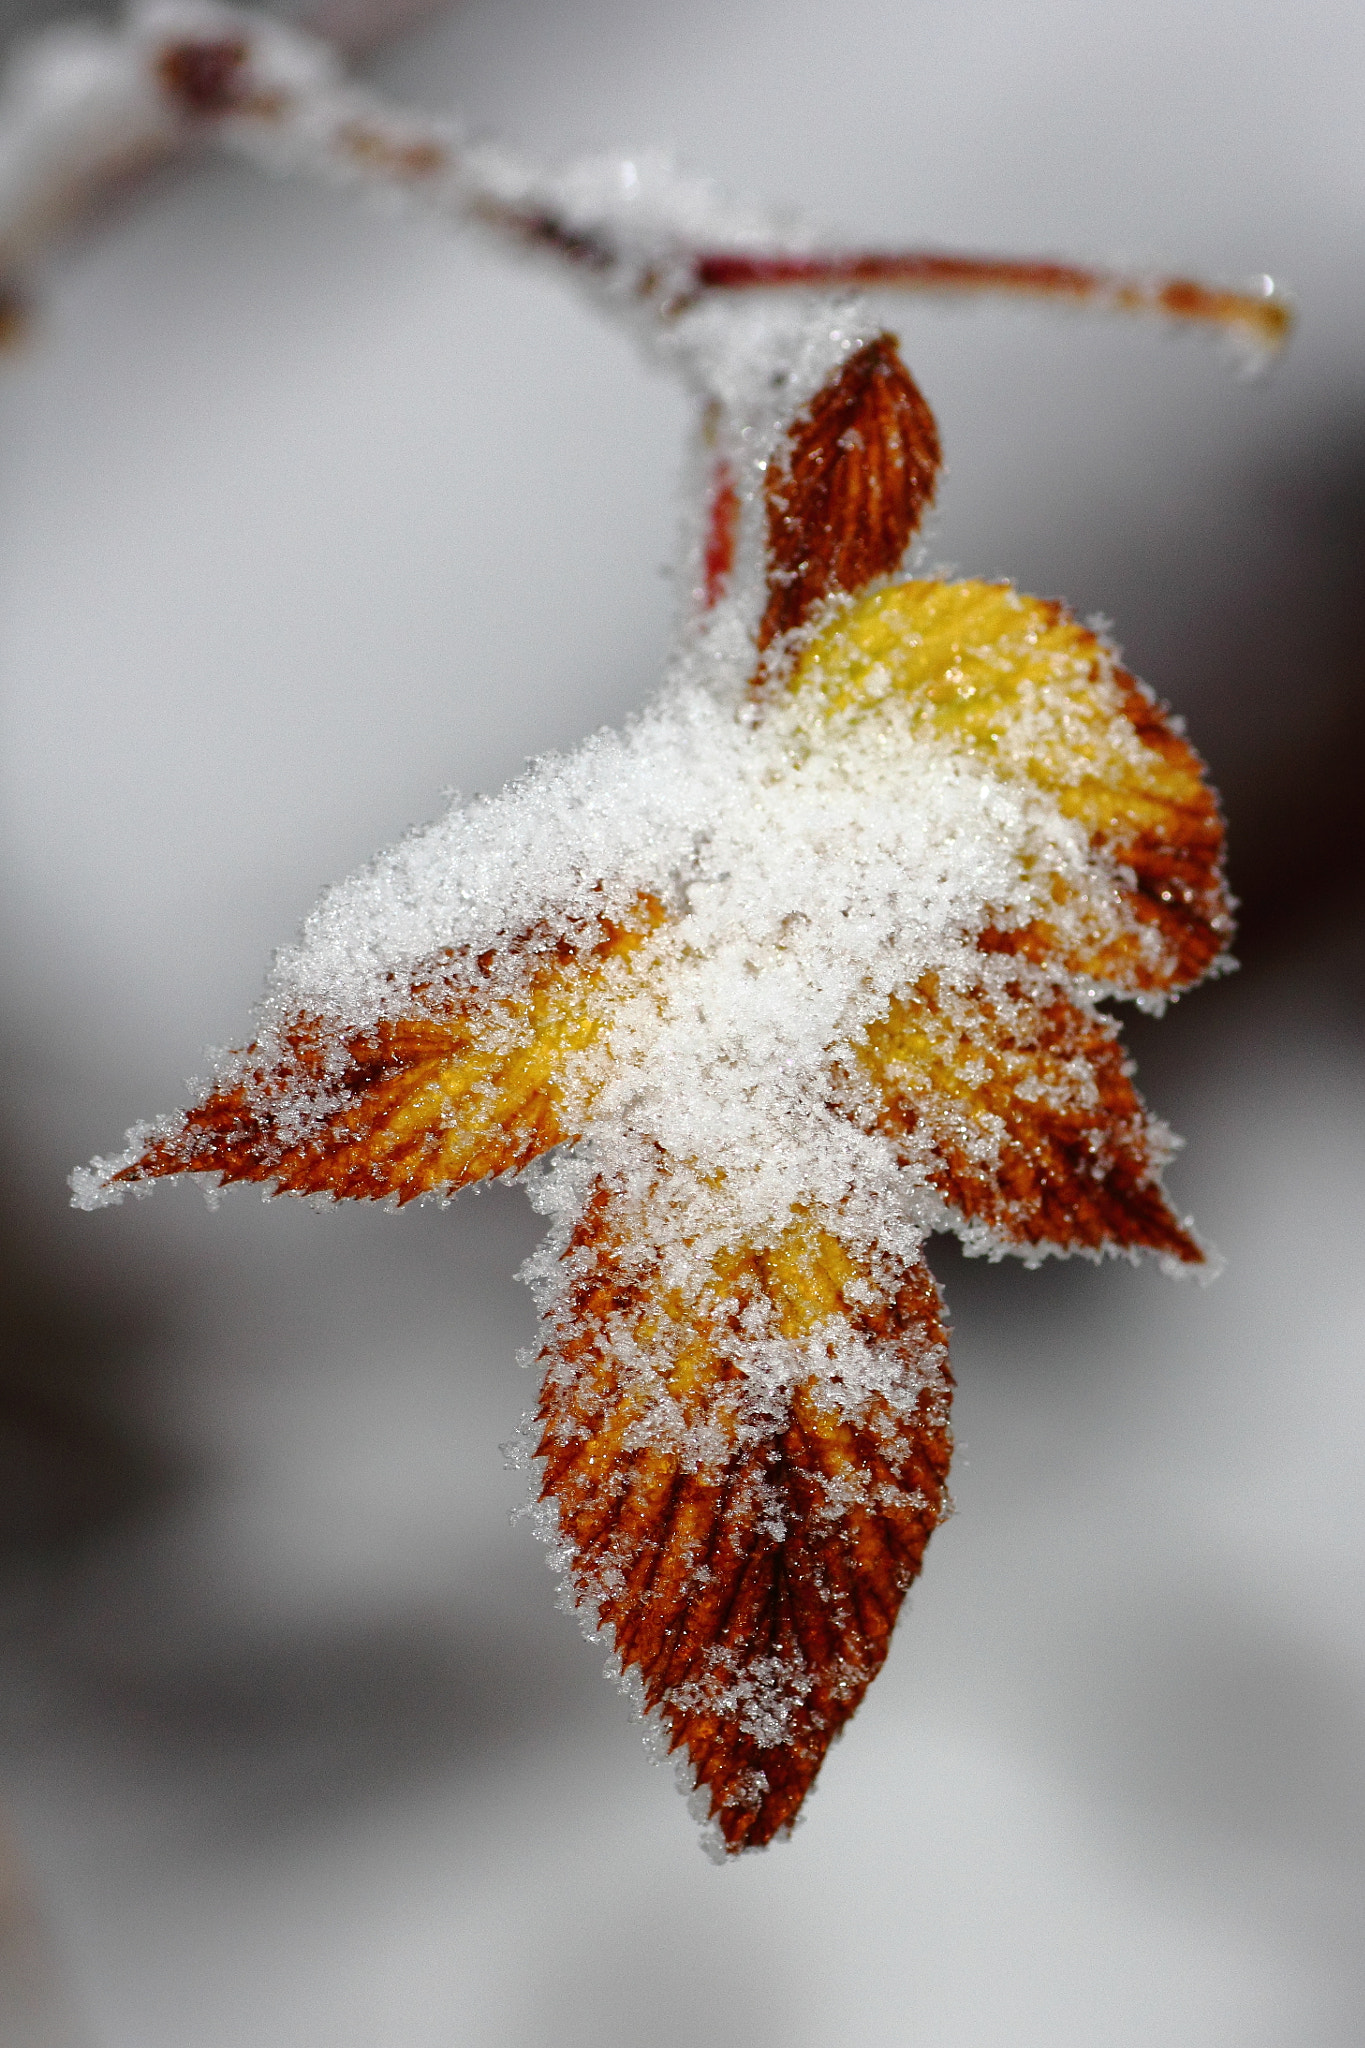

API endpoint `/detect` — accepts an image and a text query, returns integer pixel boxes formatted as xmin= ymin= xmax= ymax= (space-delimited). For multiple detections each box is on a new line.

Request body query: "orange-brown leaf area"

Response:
xmin=119 ymin=896 xmax=667 ymax=1202
xmin=82 ymin=367 xmax=1229 ymax=1858
xmin=847 ymin=972 xmax=1201 ymax=1264
xmin=791 ymin=579 xmax=1231 ymax=996
xmin=535 ymin=1180 xmax=954 ymax=1852
xmin=1096 ymin=668 xmax=1231 ymax=988
xmin=759 ymin=335 xmax=941 ymax=654
xmin=83 ymin=560 xmax=1232 ymax=1856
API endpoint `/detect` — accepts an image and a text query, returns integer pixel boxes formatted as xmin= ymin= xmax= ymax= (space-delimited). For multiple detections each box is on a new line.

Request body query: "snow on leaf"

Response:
xmin=533 ymin=1164 xmax=953 ymax=1854
xmin=791 ymin=579 xmax=1231 ymax=993
xmin=844 ymin=970 xmax=1202 ymax=1264
xmin=113 ymin=897 xmax=668 ymax=1204
xmin=72 ymin=212 xmax=1240 ymax=1852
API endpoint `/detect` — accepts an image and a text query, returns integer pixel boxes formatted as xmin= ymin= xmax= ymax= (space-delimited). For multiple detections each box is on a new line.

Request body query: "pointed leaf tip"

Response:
xmin=110 ymin=896 xmax=667 ymax=1204
xmin=759 ymin=336 xmax=941 ymax=658
xmin=851 ymin=973 xmax=1203 ymax=1264
xmin=536 ymin=1174 xmax=954 ymax=1852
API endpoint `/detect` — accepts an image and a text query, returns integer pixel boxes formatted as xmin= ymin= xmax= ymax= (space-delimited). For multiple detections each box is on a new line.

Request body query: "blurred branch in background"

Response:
xmin=0 ymin=0 xmax=457 ymax=333
xmin=0 ymin=2 xmax=1290 ymax=353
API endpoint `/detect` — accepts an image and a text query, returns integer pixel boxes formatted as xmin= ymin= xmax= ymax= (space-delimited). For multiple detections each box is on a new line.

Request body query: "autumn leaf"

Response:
xmin=77 ymin=310 xmax=1228 ymax=1854
xmin=535 ymin=1173 xmax=953 ymax=1852
xmin=790 ymin=577 xmax=1230 ymax=994
xmin=844 ymin=972 xmax=1201 ymax=1264
xmin=125 ymin=896 xmax=668 ymax=1203
xmin=759 ymin=335 xmax=941 ymax=653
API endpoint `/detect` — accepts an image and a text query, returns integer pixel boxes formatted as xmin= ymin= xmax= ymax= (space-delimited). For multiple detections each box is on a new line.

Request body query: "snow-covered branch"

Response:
xmin=0 ymin=0 xmax=1291 ymax=358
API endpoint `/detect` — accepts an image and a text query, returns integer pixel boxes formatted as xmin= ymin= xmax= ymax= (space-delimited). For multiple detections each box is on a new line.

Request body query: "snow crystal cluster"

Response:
xmin=79 ymin=598 xmax=1104 ymax=1265
xmin=53 ymin=2 xmax=1188 ymax=1331
xmin=60 ymin=52 xmax=1139 ymax=1296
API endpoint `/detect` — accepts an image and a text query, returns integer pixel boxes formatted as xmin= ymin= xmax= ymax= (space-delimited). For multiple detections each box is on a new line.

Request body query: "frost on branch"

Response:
xmin=59 ymin=6 xmax=1251 ymax=1852
xmin=0 ymin=3 xmax=1291 ymax=353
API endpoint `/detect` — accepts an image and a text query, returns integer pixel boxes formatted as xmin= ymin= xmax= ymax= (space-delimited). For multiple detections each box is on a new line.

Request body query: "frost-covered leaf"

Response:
xmin=70 ymin=180 xmax=1245 ymax=1848
xmin=759 ymin=335 xmax=940 ymax=653
xmin=116 ymin=898 xmax=667 ymax=1203
xmin=792 ymin=579 xmax=1231 ymax=992
xmin=79 ymin=554 xmax=1221 ymax=1848
xmin=533 ymin=1165 xmax=953 ymax=1853
xmin=846 ymin=970 xmax=1201 ymax=1263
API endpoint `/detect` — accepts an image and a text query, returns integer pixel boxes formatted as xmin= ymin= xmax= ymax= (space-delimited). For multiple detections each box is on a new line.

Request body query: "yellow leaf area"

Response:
xmin=121 ymin=898 xmax=667 ymax=1202
xmin=537 ymin=1183 xmax=954 ymax=1852
xmin=790 ymin=579 xmax=1231 ymax=993
xmin=845 ymin=970 xmax=1202 ymax=1263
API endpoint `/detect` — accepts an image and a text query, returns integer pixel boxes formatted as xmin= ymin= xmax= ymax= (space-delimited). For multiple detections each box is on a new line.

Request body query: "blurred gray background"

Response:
xmin=0 ymin=0 xmax=1362 ymax=2041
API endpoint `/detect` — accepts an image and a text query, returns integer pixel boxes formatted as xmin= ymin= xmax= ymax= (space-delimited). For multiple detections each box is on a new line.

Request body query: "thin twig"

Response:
xmin=0 ymin=2 xmax=1291 ymax=357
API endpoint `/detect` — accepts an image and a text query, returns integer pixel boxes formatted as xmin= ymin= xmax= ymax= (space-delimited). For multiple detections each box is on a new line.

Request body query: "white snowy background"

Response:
xmin=0 ymin=0 xmax=1362 ymax=2042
